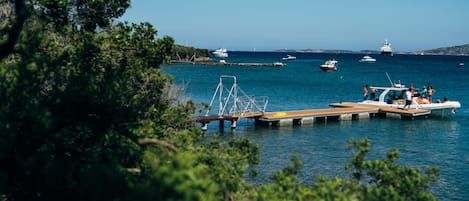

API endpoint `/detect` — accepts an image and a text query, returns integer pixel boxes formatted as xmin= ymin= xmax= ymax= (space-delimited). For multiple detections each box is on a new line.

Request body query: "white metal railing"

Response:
xmin=205 ymin=75 xmax=268 ymax=117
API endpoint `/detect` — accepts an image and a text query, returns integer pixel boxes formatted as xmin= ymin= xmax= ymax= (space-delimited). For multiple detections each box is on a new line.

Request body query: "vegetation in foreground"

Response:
xmin=1 ymin=1 xmax=439 ymax=200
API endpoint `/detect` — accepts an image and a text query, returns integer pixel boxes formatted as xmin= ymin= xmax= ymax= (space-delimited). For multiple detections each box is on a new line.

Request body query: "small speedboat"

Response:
xmin=319 ymin=59 xmax=338 ymax=71
xmin=282 ymin=55 xmax=296 ymax=60
xmin=359 ymin=55 xmax=376 ymax=63
xmin=273 ymin=62 xmax=286 ymax=67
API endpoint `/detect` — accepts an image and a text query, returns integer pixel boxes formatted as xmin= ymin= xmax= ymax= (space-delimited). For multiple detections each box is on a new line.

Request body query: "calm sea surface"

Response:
xmin=163 ymin=51 xmax=468 ymax=201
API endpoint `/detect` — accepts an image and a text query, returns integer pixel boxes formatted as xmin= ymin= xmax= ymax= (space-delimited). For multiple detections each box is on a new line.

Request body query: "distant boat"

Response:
xmin=319 ymin=59 xmax=338 ymax=71
xmin=273 ymin=62 xmax=286 ymax=67
xmin=459 ymin=62 xmax=465 ymax=66
xmin=282 ymin=55 xmax=296 ymax=60
xmin=359 ymin=55 xmax=376 ymax=63
xmin=212 ymin=48 xmax=228 ymax=58
xmin=380 ymin=39 xmax=393 ymax=55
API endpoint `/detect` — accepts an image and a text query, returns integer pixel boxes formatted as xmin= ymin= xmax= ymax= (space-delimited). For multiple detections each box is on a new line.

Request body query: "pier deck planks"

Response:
xmin=260 ymin=107 xmax=378 ymax=121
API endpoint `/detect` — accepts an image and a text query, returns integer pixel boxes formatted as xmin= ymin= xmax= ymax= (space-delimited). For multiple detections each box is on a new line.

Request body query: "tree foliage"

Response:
xmin=172 ymin=45 xmax=210 ymax=61
xmin=0 ymin=1 xmax=441 ymax=201
xmin=239 ymin=138 xmax=440 ymax=201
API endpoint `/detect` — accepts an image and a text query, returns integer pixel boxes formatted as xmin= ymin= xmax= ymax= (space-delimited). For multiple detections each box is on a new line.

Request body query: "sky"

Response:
xmin=120 ymin=0 xmax=469 ymax=52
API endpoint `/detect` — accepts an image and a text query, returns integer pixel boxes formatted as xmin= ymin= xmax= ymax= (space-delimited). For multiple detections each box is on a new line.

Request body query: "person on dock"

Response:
xmin=403 ymin=88 xmax=413 ymax=110
xmin=363 ymin=85 xmax=369 ymax=100
xmin=428 ymin=86 xmax=435 ymax=103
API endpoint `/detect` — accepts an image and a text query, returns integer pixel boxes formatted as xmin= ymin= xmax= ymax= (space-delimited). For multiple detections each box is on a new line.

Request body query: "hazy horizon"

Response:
xmin=120 ymin=0 xmax=469 ymax=52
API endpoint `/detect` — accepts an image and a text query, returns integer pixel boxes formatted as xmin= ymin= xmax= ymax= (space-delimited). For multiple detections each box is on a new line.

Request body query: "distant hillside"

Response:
xmin=273 ymin=44 xmax=469 ymax=56
xmin=171 ymin=45 xmax=211 ymax=62
xmin=416 ymin=44 xmax=469 ymax=56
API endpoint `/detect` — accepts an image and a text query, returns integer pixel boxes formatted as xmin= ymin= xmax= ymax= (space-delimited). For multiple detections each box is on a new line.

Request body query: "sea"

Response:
xmin=162 ymin=51 xmax=469 ymax=201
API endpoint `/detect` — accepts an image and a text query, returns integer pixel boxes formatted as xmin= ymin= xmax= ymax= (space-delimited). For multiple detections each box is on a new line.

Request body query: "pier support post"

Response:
xmin=358 ymin=112 xmax=370 ymax=119
xmin=279 ymin=118 xmax=293 ymax=126
xmin=219 ymin=120 xmax=225 ymax=129
xmin=231 ymin=119 xmax=237 ymax=129
xmin=201 ymin=123 xmax=208 ymax=131
xmin=339 ymin=114 xmax=353 ymax=121
xmin=301 ymin=117 xmax=315 ymax=125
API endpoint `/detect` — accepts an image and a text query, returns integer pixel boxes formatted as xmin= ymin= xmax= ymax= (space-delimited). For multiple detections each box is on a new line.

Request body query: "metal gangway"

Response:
xmin=206 ymin=75 xmax=268 ymax=117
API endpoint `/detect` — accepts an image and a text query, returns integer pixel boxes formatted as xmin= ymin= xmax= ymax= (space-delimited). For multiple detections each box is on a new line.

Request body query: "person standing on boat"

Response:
xmin=403 ymin=88 xmax=413 ymax=110
xmin=428 ymin=86 xmax=435 ymax=103
xmin=420 ymin=86 xmax=428 ymax=98
xmin=363 ymin=85 xmax=369 ymax=100
xmin=370 ymin=87 xmax=376 ymax=101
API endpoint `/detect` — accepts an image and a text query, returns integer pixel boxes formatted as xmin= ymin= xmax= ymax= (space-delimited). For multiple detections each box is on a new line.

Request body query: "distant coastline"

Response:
xmin=273 ymin=44 xmax=469 ymax=56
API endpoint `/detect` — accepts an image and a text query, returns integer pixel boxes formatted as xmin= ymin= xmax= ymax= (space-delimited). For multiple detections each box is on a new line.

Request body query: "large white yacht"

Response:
xmin=380 ymin=39 xmax=393 ymax=55
xmin=212 ymin=48 xmax=228 ymax=58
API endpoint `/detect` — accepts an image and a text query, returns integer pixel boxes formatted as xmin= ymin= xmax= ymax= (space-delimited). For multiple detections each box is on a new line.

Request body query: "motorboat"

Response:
xmin=273 ymin=62 xmax=286 ymax=67
xmin=380 ymin=39 xmax=393 ymax=55
xmin=359 ymin=55 xmax=376 ymax=63
xmin=358 ymin=73 xmax=461 ymax=118
xmin=282 ymin=55 xmax=296 ymax=60
xmin=212 ymin=48 xmax=228 ymax=58
xmin=319 ymin=59 xmax=338 ymax=71
xmin=360 ymin=86 xmax=460 ymax=118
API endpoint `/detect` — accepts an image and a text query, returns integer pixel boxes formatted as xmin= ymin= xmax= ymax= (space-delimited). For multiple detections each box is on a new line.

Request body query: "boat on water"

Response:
xmin=212 ymin=48 xmax=228 ymax=58
xmin=282 ymin=55 xmax=296 ymax=60
xmin=273 ymin=62 xmax=286 ymax=67
xmin=319 ymin=59 xmax=338 ymax=71
xmin=459 ymin=62 xmax=465 ymax=66
xmin=380 ymin=39 xmax=393 ymax=55
xmin=358 ymin=74 xmax=461 ymax=118
xmin=359 ymin=55 xmax=376 ymax=63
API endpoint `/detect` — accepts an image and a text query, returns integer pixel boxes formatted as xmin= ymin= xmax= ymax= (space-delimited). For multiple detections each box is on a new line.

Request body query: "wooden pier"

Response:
xmin=256 ymin=107 xmax=378 ymax=126
xmin=172 ymin=61 xmax=286 ymax=67
xmin=194 ymin=75 xmax=431 ymax=131
xmin=194 ymin=103 xmax=431 ymax=130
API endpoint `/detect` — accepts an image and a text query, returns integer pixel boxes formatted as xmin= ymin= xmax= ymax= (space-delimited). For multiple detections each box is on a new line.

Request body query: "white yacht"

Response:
xmin=360 ymin=86 xmax=460 ymax=118
xmin=358 ymin=73 xmax=461 ymax=118
xmin=319 ymin=59 xmax=338 ymax=71
xmin=212 ymin=48 xmax=228 ymax=58
xmin=359 ymin=55 xmax=376 ymax=63
xmin=380 ymin=39 xmax=393 ymax=55
xmin=282 ymin=55 xmax=296 ymax=60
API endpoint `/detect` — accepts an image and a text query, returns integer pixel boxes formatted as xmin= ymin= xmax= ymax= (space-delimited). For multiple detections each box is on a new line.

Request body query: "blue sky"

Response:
xmin=120 ymin=0 xmax=469 ymax=51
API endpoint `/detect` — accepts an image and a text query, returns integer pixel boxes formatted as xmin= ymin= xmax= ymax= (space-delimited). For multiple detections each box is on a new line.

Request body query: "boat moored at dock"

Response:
xmin=356 ymin=85 xmax=460 ymax=118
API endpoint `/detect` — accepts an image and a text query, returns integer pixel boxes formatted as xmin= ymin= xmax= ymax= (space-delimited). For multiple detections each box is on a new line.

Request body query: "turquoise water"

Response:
xmin=163 ymin=52 xmax=469 ymax=201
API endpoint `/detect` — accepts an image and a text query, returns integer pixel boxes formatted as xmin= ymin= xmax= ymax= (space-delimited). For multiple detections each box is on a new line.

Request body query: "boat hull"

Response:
xmin=320 ymin=66 xmax=336 ymax=71
xmin=381 ymin=51 xmax=393 ymax=55
xmin=360 ymin=100 xmax=460 ymax=118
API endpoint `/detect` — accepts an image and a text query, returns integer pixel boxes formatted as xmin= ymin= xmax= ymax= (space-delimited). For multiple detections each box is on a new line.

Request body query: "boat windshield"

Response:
xmin=371 ymin=87 xmax=407 ymax=103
